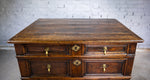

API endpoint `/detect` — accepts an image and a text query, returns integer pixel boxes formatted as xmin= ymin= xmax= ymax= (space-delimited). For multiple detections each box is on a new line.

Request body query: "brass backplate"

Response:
xmin=72 ymin=45 xmax=80 ymax=52
xmin=73 ymin=60 xmax=81 ymax=66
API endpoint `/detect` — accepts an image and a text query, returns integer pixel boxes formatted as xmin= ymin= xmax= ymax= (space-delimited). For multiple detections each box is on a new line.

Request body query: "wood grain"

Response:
xmin=8 ymin=19 xmax=143 ymax=44
xmin=9 ymin=19 xmax=143 ymax=80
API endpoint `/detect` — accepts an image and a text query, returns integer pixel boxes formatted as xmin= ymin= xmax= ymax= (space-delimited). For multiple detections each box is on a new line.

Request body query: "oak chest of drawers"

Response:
xmin=8 ymin=19 xmax=143 ymax=80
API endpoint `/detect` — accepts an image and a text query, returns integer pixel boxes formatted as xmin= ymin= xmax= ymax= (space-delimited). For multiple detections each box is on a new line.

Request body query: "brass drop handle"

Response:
xmin=45 ymin=47 xmax=49 ymax=56
xmin=103 ymin=64 xmax=107 ymax=72
xmin=103 ymin=46 xmax=107 ymax=55
xmin=47 ymin=64 xmax=51 ymax=72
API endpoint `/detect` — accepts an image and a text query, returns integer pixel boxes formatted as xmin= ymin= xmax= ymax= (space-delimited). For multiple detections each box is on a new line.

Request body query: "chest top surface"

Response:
xmin=8 ymin=19 xmax=143 ymax=44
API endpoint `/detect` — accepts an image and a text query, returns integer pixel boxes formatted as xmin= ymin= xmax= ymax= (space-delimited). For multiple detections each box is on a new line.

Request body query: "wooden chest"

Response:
xmin=8 ymin=19 xmax=143 ymax=80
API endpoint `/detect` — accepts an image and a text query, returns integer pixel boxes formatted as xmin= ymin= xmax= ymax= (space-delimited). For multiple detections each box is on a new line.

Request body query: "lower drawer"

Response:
xmin=18 ymin=58 xmax=128 ymax=79
xmin=83 ymin=59 xmax=126 ymax=76
xmin=30 ymin=60 xmax=70 ymax=77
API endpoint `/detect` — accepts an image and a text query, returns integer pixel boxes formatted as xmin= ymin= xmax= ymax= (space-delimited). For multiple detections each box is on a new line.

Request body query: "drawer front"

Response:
xmin=23 ymin=44 xmax=83 ymax=56
xmin=30 ymin=60 xmax=70 ymax=76
xmin=24 ymin=44 xmax=68 ymax=56
xmin=83 ymin=59 xmax=125 ymax=75
xmin=85 ymin=44 xmax=127 ymax=55
xmin=69 ymin=44 xmax=84 ymax=55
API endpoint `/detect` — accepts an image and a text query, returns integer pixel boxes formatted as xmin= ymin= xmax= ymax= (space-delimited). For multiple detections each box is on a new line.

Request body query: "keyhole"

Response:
xmin=75 ymin=47 xmax=77 ymax=50
xmin=73 ymin=60 xmax=81 ymax=66
xmin=72 ymin=45 xmax=80 ymax=52
xmin=76 ymin=62 xmax=78 ymax=65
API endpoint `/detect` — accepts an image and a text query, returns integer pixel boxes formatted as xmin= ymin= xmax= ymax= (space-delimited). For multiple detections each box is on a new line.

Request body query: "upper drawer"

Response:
xmin=19 ymin=44 xmax=84 ymax=56
xmin=85 ymin=44 xmax=127 ymax=55
xmin=83 ymin=59 xmax=126 ymax=76
xmin=24 ymin=44 xmax=68 ymax=56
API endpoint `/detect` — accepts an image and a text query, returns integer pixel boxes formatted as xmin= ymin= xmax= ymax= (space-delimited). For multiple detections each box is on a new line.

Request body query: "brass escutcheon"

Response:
xmin=72 ymin=45 xmax=80 ymax=52
xmin=73 ymin=60 xmax=81 ymax=66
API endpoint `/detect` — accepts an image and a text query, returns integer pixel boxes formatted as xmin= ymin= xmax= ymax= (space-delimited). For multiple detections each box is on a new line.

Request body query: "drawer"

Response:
xmin=23 ymin=44 xmax=83 ymax=56
xmin=85 ymin=45 xmax=127 ymax=55
xmin=30 ymin=60 xmax=70 ymax=77
xmin=24 ymin=44 xmax=68 ymax=56
xmin=83 ymin=59 xmax=125 ymax=76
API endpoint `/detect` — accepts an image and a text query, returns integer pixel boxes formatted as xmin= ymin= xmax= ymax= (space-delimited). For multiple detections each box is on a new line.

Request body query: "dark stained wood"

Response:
xmin=21 ymin=76 xmax=131 ymax=80
xmin=128 ymin=43 xmax=137 ymax=54
xmin=69 ymin=44 xmax=84 ymax=55
xmin=123 ymin=43 xmax=137 ymax=75
xmin=26 ymin=45 xmax=66 ymax=52
xmin=15 ymin=44 xmax=25 ymax=55
xmin=24 ymin=44 xmax=69 ymax=56
xmin=86 ymin=45 xmax=127 ymax=52
xmin=123 ymin=58 xmax=134 ymax=76
xmin=86 ymin=44 xmax=127 ymax=55
xmin=18 ymin=59 xmax=31 ymax=77
xmin=8 ymin=19 xmax=143 ymax=44
xmin=70 ymin=59 xmax=83 ymax=77
xmin=84 ymin=59 xmax=125 ymax=75
xmin=30 ymin=60 xmax=69 ymax=77
xmin=16 ymin=54 xmax=128 ymax=60
xmin=8 ymin=19 xmax=143 ymax=80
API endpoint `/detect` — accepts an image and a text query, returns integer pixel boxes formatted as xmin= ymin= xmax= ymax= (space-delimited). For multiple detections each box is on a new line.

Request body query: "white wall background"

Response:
xmin=0 ymin=0 xmax=150 ymax=48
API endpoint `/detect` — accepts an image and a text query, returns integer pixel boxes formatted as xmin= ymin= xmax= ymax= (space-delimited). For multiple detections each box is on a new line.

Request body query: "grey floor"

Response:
xmin=0 ymin=49 xmax=150 ymax=80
